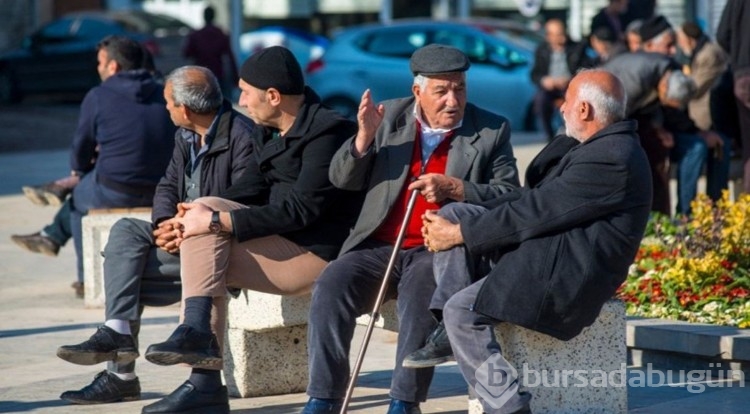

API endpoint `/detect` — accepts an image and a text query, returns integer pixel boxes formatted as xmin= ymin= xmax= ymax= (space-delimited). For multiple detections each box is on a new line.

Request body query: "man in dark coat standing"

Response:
xmin=405 ymin=69 xmax=652 ymax=413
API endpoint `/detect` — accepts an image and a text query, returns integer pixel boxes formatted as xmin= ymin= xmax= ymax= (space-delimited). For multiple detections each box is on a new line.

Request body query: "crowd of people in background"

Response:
xmin=530 ymin=0 xmax=742 ymax=216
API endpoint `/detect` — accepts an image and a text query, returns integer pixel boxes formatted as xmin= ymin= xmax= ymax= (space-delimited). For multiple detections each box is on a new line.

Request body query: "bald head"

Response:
xmin=561 ymin=69 xmax=627 ymax=142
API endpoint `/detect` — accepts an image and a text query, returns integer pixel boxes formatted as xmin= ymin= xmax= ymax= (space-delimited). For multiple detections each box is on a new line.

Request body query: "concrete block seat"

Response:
xmin=81 ymin=207 xmax=152 ymax=308
xmin=223 ymin=289 xmax=626 ymax=414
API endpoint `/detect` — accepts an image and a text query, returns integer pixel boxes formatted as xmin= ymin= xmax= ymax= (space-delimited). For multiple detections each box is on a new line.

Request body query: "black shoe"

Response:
xmin=141 ymin=381 xmax=228 ymax=414
xmin=57 ymin=325 xmax=138 ymax=365
xmin=60 ymin=370 xmax=140 ymax=404
xmin=402 ymin=321 xmax=454 ymax=368
xmin=10 ymin=232 xmax=60 ymax=256
xmin=22 ymin=181 xmax=71 ymax=206
xmin=145 ymin=324 xmax=221 ymax=368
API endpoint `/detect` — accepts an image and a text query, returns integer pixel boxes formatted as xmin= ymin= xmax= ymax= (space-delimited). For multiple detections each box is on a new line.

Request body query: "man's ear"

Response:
xmin=580 ymin=100 xmax=593 ymax=120
xmin=107 ymin=59 xmax=120 ymax=76
xmin=266 ymin=88 xmax=282 ymax=106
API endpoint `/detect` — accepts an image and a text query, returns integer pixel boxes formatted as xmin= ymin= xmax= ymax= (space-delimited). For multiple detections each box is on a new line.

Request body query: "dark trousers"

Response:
xmin=533 ymin=88 xmax=564 ymax=141
xmin=635 ymin=117 xmax=671 ymax=215
xmin=43 ymin=199 xmax=72 ymax=246
xmin=103 ymin=217 xmax=181 ymax=373
xmin=70 ymin=172 xmax=153 ymax=283
xmin=307 ymin=241 xmax=436 ymax=402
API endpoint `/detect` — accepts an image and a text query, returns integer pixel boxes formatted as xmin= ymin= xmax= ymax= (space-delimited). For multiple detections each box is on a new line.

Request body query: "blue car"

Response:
xmin=0 ymin=10 xmax=190 ymax=104
xmin=305 ymin=18 xmax=542 ymax=131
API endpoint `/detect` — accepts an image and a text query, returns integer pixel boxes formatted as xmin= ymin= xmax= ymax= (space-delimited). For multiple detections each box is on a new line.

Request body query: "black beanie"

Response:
xmin=681 ymin=22 xmax=703 ymax=40
xmin=240 ymin=46 xmax=304 ymax=95
xmin=640 ymin=15 xmax=672 ymax=43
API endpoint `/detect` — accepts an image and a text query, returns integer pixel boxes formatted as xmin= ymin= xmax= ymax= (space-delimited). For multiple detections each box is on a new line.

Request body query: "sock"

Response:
xmin=111 ymin=370 xmax=137 ymax=381
xmin=183 ymin=296 xmax=212 ymax=333
xmin=189 ymin=368 xmax=221 ymax=392
xmin=104 ymin=319 xmax=132 ymax=335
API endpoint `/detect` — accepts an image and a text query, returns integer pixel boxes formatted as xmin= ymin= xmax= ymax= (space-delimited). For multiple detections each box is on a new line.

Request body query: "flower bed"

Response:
xmin=617 ymin=192 xmax=750 ymax=327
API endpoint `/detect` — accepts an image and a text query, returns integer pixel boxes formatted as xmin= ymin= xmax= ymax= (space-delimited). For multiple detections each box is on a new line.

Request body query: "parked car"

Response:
xmin=305 ymin=18 xmax=542 ymax=131
xmin=239 ymin=26 xmax=329 ymax=72
xmin=0 ymin=10 xmax=191 ymax=104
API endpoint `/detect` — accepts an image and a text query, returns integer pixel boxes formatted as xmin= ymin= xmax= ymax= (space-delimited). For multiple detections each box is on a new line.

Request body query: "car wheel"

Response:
xmin=324 ymin=97 xmax=358 ymax=120
xmin=0 ymin=70 xmax=21 ymax=104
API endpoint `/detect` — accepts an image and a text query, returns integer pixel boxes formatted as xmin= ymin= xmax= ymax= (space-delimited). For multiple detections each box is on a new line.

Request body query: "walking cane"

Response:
xmin=340 ymin=188 xmax=420 ymax=413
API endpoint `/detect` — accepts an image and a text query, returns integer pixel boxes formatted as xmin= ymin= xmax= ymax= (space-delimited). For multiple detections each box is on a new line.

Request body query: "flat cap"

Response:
xmin=640 ymin=15 xmax=672 ymax=43
xmin=240 ymin=46 xmax=304 ymax=95
xmin=409 ymin=44 xmax=470 ymax=76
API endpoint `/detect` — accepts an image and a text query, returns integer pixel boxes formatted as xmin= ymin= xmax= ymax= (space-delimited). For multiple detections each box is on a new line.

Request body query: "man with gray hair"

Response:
xmin=602 ymin=16 xmax=700 ymax=215
xmin=55 ymin=65 xmax=254 ymax=405
xmin=303 ymin=43 xmax=520 ymax=413
xmin=404 ymin=69 xmax=652 ymax=413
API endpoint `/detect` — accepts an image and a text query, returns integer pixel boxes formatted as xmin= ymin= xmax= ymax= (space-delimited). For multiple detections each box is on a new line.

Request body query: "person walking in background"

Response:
xmin=54 ymin=65 xmax=254 ymax=406
xmin=625 ymin=19 xmax=644 ymax=52
xmin=10 ymin=35 xmax=176 ymax=297
xmin=717 ymin=0 xmax=750 ymax=194
xmin=183 ymin=6 xmax=239 ymax=99
xmin=530 ymin=19 xmax=591 ymax=141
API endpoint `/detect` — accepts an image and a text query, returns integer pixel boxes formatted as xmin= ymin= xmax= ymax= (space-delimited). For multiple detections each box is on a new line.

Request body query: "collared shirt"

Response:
xmin=413 ymin=104 xmax=462 ymax=163
xmin=180 ymin=106 xmax=224 ymax=175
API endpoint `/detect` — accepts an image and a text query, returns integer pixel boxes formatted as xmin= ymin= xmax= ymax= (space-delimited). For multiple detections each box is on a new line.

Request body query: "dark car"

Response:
xmin=0 ymin=10 xmax=190 ymax=104
xmin=305 ymin=18 xmax=542 ymax=130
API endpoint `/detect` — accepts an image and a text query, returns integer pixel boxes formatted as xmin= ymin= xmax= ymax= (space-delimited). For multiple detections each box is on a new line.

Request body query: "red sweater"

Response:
xmin=371 ymin=132 xmax=452 ymax=248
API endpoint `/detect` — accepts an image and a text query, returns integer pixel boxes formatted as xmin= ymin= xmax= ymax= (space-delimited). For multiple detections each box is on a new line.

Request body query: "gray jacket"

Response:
xmin=329 ymin=96 xmax=520 ymax=255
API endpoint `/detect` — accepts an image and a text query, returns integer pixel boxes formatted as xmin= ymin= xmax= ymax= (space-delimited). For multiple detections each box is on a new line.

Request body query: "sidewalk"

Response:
xmin=0 ymin=142 xmax=747 ymax=413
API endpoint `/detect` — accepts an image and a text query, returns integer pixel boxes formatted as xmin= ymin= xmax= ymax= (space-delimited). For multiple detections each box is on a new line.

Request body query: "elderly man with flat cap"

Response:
xmin=302 ymin=44 xmax=520 ymax=413
xmin=138 ymin=46 xmax=365 ymax=413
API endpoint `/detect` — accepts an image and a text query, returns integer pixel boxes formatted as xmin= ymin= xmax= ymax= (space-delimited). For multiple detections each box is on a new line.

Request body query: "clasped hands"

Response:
xmin=153 ymin=202 xmax=215 ymax=253
xmin=421 ymin=209 xmax=463 ymax=253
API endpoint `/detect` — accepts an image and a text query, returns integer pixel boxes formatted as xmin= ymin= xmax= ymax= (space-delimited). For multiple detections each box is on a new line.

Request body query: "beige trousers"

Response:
xmin=179 ymin=196 xmax=329 ymax=367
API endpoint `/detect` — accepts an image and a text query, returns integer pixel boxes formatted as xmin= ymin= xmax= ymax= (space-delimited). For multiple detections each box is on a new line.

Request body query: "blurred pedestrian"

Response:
xmin=590 ymin=0 xmax=629 ymax=40
xmin=530 ymin=19 xmax=591 ymax=141
xmin=625 ymin=19 xmax=644 ymax=52
xmin=183 ymin=6 xmax=239 ymax=98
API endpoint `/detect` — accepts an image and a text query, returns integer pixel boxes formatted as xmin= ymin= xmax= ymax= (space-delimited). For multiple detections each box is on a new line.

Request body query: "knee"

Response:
xmin=437 ymin=202 xmax=486 ymax=221
xmin=193 ymin=196 xmax=226 ymax=210
xmin=104 ymin=218 xmax=143 ymax=252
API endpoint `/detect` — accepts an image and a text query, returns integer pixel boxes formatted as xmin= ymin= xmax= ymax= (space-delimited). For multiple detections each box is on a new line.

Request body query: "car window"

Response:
xmin=432 ymin=30 xmax=487 ymax=62
xmin=359 ymin=28 xmax=427 ymax=58
xmin=38 ymin=18 xmax=75 ymax=39
xmin=74 ymin=18 xmax=124 ymax=39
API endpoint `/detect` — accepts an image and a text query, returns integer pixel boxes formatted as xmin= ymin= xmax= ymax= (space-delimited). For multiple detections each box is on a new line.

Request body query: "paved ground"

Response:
xmin=0 ymin=102 xmax=747 ymax=412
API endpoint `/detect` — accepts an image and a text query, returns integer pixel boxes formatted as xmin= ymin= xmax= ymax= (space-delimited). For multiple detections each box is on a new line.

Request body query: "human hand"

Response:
xmin=353 ymin=89 xmax=384 ymax=156
xmin=422 ymin=210 xmax=463 ymax=252
xmin=408 ymin=173 xmax=464 ymax=203
xmin=655 ymin=127 xmax=674 ymax=149
xmin=174 ymin=202 xmax=213 ymax=238
xmin=153 ymin=218 xmax=181 ymax=253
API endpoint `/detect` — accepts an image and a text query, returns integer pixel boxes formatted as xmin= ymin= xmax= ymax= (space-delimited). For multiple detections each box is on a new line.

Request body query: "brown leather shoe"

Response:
xmin=71 ymin=281 xmax=84 ymax=299
xmin=10 ymin=232 xmax=60 ymax=256
xmin=22 ymin=182 xmax=71 ymax=207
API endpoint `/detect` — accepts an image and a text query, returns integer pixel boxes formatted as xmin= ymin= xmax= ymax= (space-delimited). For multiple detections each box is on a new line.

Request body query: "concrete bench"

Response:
xmin=81 ymin=207 xmax=152 ymax=308
xmin=223 ymin=291 xmax=626 ymax=414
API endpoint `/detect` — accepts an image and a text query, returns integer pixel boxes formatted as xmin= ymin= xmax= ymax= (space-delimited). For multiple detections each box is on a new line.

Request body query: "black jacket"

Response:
xmin=530 ymin=41 xmax=592 ymax=87
xmin=221 ymin=88 xmax=364 ymax=261
xmin=151 ymin=101 xmax=254 ymax=224
xmin=717 ymin=0 xmax=750 ymax=73
xmin=465 ymin=121 xmax=652 ymax=340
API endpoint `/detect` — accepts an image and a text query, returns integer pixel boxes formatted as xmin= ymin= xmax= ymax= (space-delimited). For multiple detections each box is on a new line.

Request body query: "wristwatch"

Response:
xmin=209 ymin=211 xmax=222 ymax=234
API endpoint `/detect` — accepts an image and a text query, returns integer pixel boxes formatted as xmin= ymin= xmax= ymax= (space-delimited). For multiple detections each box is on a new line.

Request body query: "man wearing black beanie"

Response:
xmin=139 ymin=46 xmax=364 ymax=413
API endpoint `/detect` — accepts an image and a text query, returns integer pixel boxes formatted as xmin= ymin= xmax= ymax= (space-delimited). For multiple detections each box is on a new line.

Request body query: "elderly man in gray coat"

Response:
xmin=405 ymin=69 xmax=652 ymax=413
xmin=303 ymin=44 xmax=521 ymax=414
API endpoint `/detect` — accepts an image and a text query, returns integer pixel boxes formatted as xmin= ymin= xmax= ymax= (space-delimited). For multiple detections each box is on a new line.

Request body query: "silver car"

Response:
xmin=305 ymin=18 xmax=541 ymax=131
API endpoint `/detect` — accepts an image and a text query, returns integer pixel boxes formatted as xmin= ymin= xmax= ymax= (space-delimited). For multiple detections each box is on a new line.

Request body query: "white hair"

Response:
xmin=413 ymin=74 xmax=427 ymax=91
xmin=576 ymin=70 xmax=627 ymax=124
xmin=665 ymin=70 xmax=696 ymax=105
